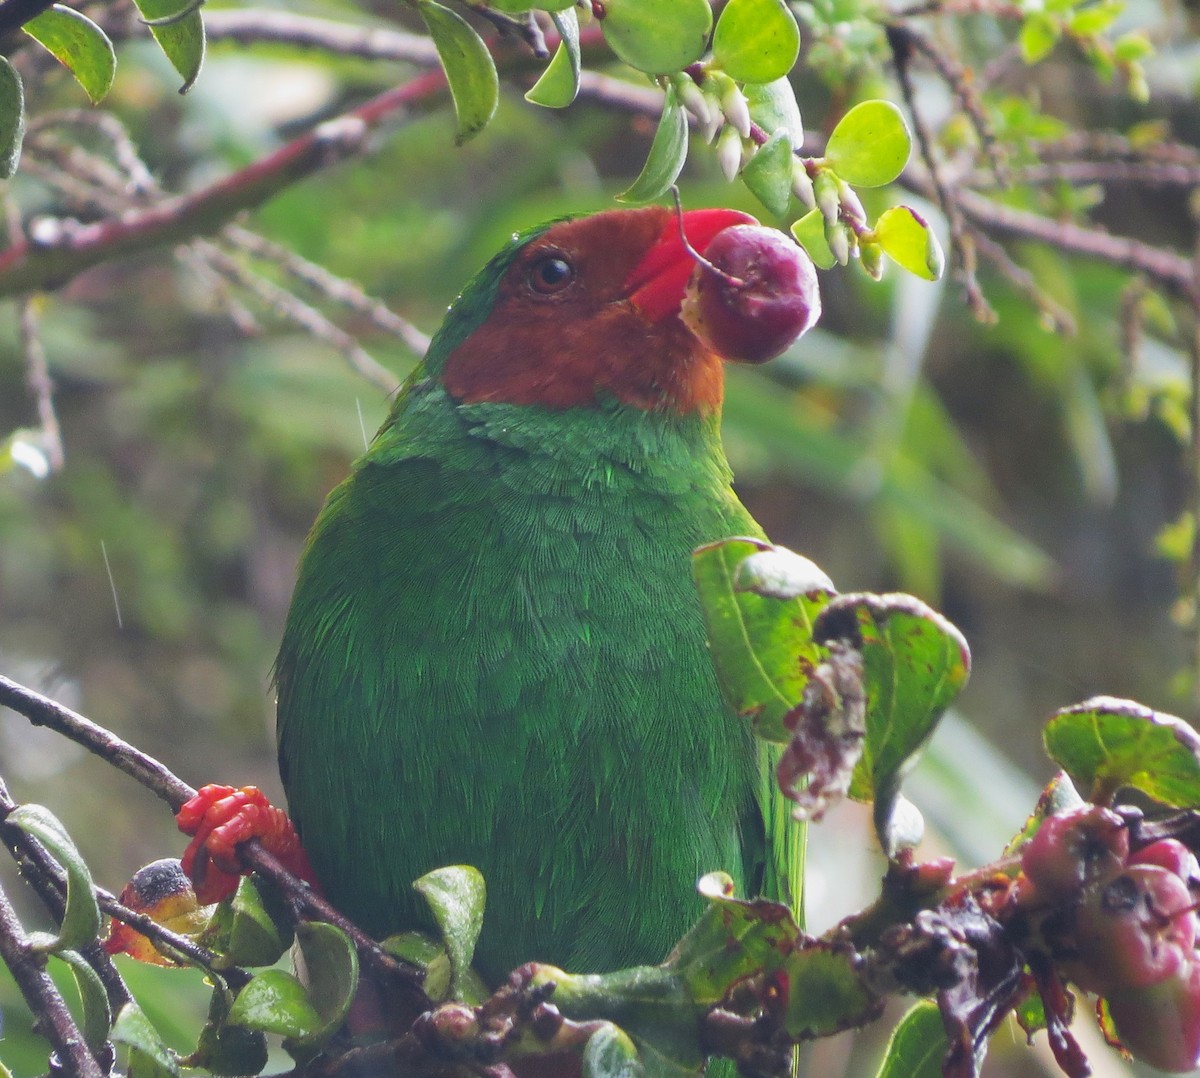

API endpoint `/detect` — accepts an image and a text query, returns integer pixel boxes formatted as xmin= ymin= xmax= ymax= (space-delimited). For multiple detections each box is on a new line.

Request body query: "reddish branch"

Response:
xmin=0 ymin=70 xmax=446 ymax=297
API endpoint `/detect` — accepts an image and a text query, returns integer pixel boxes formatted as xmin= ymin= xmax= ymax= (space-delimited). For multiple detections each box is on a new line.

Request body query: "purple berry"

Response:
xmin=681 ymin=225 xmax=821 ymax=364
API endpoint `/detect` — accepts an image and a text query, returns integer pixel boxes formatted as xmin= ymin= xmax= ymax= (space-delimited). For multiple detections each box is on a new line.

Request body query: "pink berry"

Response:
xmin=1066 ymin=865 xmax=1196 ymax=995
xmin=1020 ymin=806 xmax=1128 ymax=901
xmin=680 ymin=225 xmax=821 ymax=364
xmin=1132 ymin=838 xmax=1200 ymax=884
xmin=1107 ymin=960 xmax=1200 ymax=1072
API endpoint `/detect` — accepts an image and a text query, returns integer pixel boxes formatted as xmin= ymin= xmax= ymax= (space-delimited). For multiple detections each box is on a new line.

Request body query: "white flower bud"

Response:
xmin=721 ymin=82 xmax=752 ymax=140
xmin=674 ymin=75 xmax=713 ymax=132
xmin=716 ymin=125 xmax=743 ymax=183
xmin=791 ymin=161 xmax=816 ymax=209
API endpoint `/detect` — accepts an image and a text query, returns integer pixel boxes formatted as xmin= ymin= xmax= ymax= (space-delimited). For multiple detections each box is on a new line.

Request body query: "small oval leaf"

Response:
xmin=616 ymin=84 xmax=688 ymax=204
xmin=414 ymin=866 xmax=484 ymax=1001
xmin=130 ymin=0 xmax=205 ymax=93
xmin=111 ymin=1002 xmax=181 ymax=1077
xmin=23 ymin=6 xmax=116 ymax=104
xmin=712 ymin=0 xmax=801 ymax=84
xmin=741 ymin=129 xmax=795 ymax=218
xmin=790 ymin=208 xmax=837 ymax=269
xmin=228 ymin=969 xmax=321 ymax=1039
xmin=0 ymin=58 xmax=24 ymax=178
xmin=744 ymin=77 xmax=803 ymax=149
xmin=601 ymin=0 xmax=713 ymax=75
xmin=292 ymin=921 xmax=359 ymax=1045
xmin=874 ymin=205 xmax=945 ymax=281
xmin=8 ymin=803 xmax=101 ymax=953
xmin=419 ymin=0 xmax=500 ymax=145
xmin=692 ymin=537 xmax=836 ymax=743
xmin=824 ymin=100 xmax=911 ymax=188
xmin=1044 ymin=697 xmax=1200 ymax=807
xmin=525 ymin=9 xmax=580 ymax=108
xmin=876 ymin=1001 xmax=946 ymax=1078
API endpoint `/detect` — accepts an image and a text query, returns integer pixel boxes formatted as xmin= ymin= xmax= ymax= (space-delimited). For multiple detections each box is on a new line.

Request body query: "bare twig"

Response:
xmin=196 ymin=241 xmax=400 ymax=393
xmin=223 ymin=226 xmax=432 ymax=356
xmin=972 ymin=231 xmax=1077 ymax=335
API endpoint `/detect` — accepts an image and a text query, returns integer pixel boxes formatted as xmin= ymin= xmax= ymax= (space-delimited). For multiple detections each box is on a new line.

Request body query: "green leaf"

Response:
xmin=790 ymin=209 xmax=837 ymax=269
xmin=1068 ymin=2 xmax=1118 ymax=36
xmin=617 ymin=84 xmax=689 ymax=204
xmin=219 ymin=876 xmax=292 ymax=967
xmin=712 ymin=0 xmax=800 ymax=83
xmin=741 ymin=130 xmax=794 ymax=218
xmin=820 ymin=593 xmax=970 ymax=855
xmin=874 ymin=205 xmax=944 ymax=281
xmin=824 ymin=100 xmax=911 ymax=187
xmin=1044 ymin=697 xmax=1200 ymax=807
xmin=290 ymin=921 xmax=359 ymax=1051
xmin=7 ymin=804 xmax=101 ymax=953
xmin=1113 ymin=31 xmax=1153 ymax=61
xmin=692 ymin=538 xmax=835 ymax=743
xmin=1019 ymin=13 xmax=1060 ymax=63
xmin=111 ymin=1002 xmax=181 ymax=1078
xmin=55 ymin=950 xmax=112 ymax=1054
xmin=130 ymin=0 xmax=206 ymax=93
xmin=744 ymin=77 xmax=803 ymax=148
xmin=488 ymin=0 xmax=577 ymax=13
xmin=582 ymin=1023 xmax=642 ymax=1077
xmin=525 ymin=9 xmax=580 ymax=107
xmin=601 ymin=0 xmax=713 ymax=75
xmin=419 ymin=0 xmax=499 ymax=144
xmin=228 ymin=969 xmax=320 ymax=1039
xmin=23 ymin=6 xmax=115 ymax=104
xmin=186 ymin=985 xmax=269 ymax=1077
xmin=0 ymin=58 xmax=24 ymax=179
xmin=876 ymin=1001 xmax=946 ymax=1078
xmin=414 ymin=866 xmax=485 ymax=1001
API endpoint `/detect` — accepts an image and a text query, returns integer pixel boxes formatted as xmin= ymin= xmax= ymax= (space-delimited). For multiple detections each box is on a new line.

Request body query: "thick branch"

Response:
xmin=0 ymin=71 xmax=446 ymax=297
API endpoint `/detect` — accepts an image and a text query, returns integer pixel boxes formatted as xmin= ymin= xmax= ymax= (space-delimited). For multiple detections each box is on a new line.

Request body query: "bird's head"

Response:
xmin=424 ymin=205 xmax=758 ymax=415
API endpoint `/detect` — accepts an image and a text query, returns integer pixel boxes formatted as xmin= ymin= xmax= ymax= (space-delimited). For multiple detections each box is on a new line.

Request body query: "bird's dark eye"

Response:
xmin=528 ymin=254 xmax=574 ymax=294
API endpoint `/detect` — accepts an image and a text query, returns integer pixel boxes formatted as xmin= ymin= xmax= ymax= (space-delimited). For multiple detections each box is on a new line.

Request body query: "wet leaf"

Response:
xmin=617 ymin=83 xmax=688 ymax=204
xmin=213 ymin=875 xmax=292 ymax=967
xmin=601 ymin=0 xmax=712 ymax=75
xmin=186 ymin=985 xmax=269 ymax=1077
xmin=1044 ymin=697 xmax=1200 ymax=807
xmin=419 ymin=0 xmax=499 ymax=144
xmin=290 ymin=921 xmax=359 ymax=1050
xmin=23 ymin=6 xmax=115 ymax=104
xmin=582 ymin=1023 xmax=642 ymax=1076
xmin=741 ymin=130 xmax=795 ymax=218
xmin=111 ymin=1002 xmax=181 ymax=1077
xmin=228 ymin=969 xmax=320 ymax=1039
xmin=824 ymin=100 xmax=911 ymax=188
xmin=414 ymin=865 xmax=484 ymax=1000
xmin=692 ymin=538 xmax=836 ymax=743
xmin=816 ymin=593 xmax=970 ymax=856
xmin=8 ymin=803 xmax=101 ymax=954
xmin=130 ymin=0 xmax=205 ymax=92
xmin=525 ymin=9 xmax=580 ymax=107
xmin=0 ymin=58 xmax=24 ymax=178
xmin=874 ymin=205 xmax=945 ymax=281
xmin=711 ymin=0 xmax=800 ymax=84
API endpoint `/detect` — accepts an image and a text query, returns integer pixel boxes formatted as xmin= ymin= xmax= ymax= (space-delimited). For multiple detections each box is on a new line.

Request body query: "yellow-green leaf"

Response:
xmin=601 ymin=0 xmax=712 ymax=75
xmin=874 ymin=205 xmax=944 ymax=281
xmin=419 ymin=0 xmax=499 ymax=145
xmin=23 ymin=6 xmax=115 ymax=104
xmin=525 ymin=9 xmax=580 ymax=108
xmin=131 ymin=0 xmax=206 ymax=93
xmin=712 ymin=0 xmax=800 ymax=84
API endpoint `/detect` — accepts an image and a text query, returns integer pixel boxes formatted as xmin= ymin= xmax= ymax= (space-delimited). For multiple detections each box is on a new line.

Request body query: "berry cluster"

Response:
xmin=1018 ymin=806 xmax=1200 ymax=1072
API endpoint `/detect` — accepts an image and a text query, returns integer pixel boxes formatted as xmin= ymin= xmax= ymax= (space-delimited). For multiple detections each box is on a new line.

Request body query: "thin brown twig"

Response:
xmin=223 ymin=226 xmax=432 ymax=356
xmin=196 ymin=241 xmax=400 ymax=393
xmin=0 ymin=672 xmax=428 ymax=999
xmin=972 ymin=231 xmax=1077 ymax=334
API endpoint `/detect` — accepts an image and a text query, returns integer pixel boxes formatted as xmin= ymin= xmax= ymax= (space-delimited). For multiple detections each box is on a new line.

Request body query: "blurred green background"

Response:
xmin=0 ymin=0 xmax=1197 ymax=1073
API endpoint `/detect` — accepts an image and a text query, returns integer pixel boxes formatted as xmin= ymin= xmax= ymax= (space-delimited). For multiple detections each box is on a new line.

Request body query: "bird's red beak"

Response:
xmin=625 ymin=208 xmax=758 ymax=322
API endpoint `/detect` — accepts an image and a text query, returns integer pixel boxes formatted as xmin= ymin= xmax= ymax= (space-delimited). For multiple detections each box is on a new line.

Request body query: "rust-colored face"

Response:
xmin=440 ymin=205 xmax=754 ymax=414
